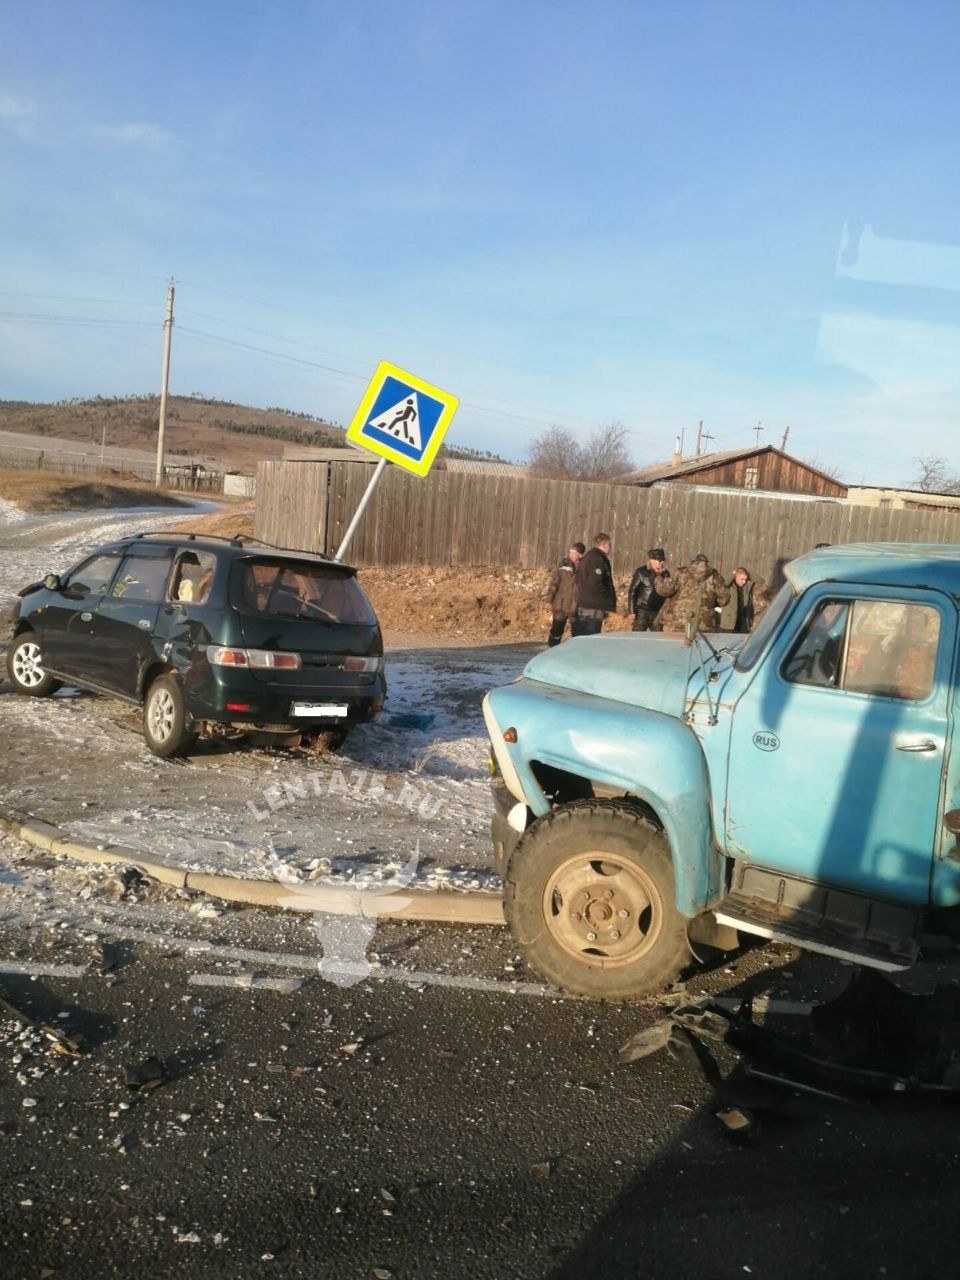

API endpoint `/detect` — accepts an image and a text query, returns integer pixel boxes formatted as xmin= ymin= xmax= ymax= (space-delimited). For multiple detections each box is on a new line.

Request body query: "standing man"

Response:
xmin=721 ymin=566 xmax=761 ymax=633
xmin=656 ymin=553 xmax=730 ymax=635
xmin=628 ymin=547 xmax=670 ymax=631
xmin=572 ymin=533 xmax=616 ymax=637
xmin=542 ymin=540 xmax=585 ymax=646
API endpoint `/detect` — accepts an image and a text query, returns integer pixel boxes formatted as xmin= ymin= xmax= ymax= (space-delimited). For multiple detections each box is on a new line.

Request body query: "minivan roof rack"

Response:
xmin=132 ymin=530 xmax=244 ymax=547
xmin=130 ymin=530 xmax=335 ymax=558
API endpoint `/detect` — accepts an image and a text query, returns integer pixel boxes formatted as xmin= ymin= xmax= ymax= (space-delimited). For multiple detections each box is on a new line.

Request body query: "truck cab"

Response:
xmin=483 ymin=544 xmax=960 ymax=999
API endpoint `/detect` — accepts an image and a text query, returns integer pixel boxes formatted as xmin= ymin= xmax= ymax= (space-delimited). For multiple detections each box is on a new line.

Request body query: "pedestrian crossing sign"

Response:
xmin=346 ymin=361 xmax=459 ymax=478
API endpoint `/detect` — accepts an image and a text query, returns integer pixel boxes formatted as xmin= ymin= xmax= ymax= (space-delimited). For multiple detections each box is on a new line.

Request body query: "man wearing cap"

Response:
xmin=542 ymin=540 xmax=585 ymax=646
xmin=628 ymin=548 xmax=670 ymax=632
xmin=656 ymin=553 xmax=730 ymax=635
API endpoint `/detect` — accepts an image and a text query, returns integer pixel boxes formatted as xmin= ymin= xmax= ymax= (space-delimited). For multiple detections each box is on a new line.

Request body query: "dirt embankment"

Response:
xmin=358 ymin=566 xmax=634 ymax=640
xmin=0 ymin=468 xmax=194 ymax=514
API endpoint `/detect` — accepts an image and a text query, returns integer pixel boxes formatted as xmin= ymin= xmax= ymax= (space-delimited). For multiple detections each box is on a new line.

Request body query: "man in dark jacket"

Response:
xmin=572 ymin=533 xmax=616 ymax=637
xmin=720 ymin=566 xmax=762 ymax=633
xmin=628 ymin=547 xmax=669 ymax=631
xmin=542 ymin=540 xmax=585 ymax=646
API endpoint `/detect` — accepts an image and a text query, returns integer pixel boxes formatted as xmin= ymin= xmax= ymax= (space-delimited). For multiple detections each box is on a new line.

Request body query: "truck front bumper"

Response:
xmin=491 ymin=776 xmax=527 ymax=873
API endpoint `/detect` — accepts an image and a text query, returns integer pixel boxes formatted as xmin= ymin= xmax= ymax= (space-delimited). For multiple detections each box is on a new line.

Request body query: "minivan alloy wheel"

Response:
xmin=148 ymin=687 xmax=176 ymax=742
xmin=13 ymin=641 xmax=45 ymax=688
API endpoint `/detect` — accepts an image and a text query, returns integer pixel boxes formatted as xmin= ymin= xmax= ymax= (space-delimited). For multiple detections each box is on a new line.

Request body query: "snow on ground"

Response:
xmin=0 ymin=498 xmax=215 ymax=615
xmin=0 ymin=501 xmax=538 ymax=892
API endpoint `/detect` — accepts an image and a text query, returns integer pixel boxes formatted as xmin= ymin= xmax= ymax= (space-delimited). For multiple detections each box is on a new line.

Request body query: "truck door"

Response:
xmin=725 ymin=587 xmax=954 ymax=904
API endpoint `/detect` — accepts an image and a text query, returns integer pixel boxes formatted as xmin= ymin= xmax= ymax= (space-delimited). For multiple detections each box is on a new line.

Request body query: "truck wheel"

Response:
xmin=143 ymin=675 xmax=199 ymax=758
xmin=6 ymin=634 xmax=62 ymax=697
xmin=504 ymin=801 xmax=688 ymax=1000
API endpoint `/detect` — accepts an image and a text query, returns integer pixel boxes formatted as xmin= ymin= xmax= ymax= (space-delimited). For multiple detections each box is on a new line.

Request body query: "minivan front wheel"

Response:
xmin=504 ymin=801 xmax=688 ymax=1000
xmin=6 ymin=634 xmax=62 ymax=697
xmin=143 ymin=675 xmax=198 ymax=758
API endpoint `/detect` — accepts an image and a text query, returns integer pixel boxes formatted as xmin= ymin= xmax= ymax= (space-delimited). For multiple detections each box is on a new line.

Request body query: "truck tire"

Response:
xmin=6 ymin=633 xmax=62 ymax=697
xmin=143 ymin=675 xmax=199 ymax=758
xmin=504 ymin=800 xmax=688 ymax=1000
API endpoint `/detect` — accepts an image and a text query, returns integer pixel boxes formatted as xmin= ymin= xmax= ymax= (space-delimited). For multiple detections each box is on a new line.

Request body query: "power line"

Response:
xmin=175 ymin=325 xmax=609 ymax=437
xmin=0 ymin=291 xmax=159 ymax=307
xmin=0 ymin=310 xmax=156 ymax=328
xmin=177 ymin=305 xmax=611 ymax=435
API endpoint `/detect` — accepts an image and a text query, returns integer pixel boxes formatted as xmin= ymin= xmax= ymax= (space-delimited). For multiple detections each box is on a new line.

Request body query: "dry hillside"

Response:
xmin=0 ymin=395 xmax=345 ymax=470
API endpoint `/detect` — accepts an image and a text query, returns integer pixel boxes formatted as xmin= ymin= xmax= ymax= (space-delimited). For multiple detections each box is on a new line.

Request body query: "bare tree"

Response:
xmin=527 ymin=426 xmax=585 ymax=479
xmin=579 ymin=422 xmax=634 ymax=482
xmin=528 ymin=422 xmax=634 ymax=481
xmin=911 ymin=454 xmax=960 ymax=494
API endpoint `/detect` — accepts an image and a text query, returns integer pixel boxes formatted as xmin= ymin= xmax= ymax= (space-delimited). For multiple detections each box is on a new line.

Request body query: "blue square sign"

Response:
xmin=346 ymin=361 xmax=459 ymax=477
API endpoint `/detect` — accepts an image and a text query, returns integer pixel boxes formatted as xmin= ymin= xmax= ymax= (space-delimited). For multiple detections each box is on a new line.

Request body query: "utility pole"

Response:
xmin=99 ymin=422 xmax=106 ymax=470
xmin=154 ymin=279 xmax=175 ymax=487
xmin=753 ymin=420 xmax=763 ymax=446
xmin=695 ymin=420 xmax=704 ymax=456
xmin=701 ymin=430 xmax=716 ymax=452
xmin=780 ymin=424 xmax=790 ymax=451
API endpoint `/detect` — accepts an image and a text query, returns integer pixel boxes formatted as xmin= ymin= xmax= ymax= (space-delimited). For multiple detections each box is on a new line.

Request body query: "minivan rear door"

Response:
xmin=230 ymin=557 xmax=381 ymax=694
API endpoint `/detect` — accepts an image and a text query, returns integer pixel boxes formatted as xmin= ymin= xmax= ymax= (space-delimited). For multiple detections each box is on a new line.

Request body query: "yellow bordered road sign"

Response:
xmin=346 ymin=360 xmax=459 ymax=478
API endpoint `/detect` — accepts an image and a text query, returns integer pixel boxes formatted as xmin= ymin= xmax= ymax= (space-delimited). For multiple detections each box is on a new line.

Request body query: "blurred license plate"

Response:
xmin=292 ymin=702 xmax=348 ymax=718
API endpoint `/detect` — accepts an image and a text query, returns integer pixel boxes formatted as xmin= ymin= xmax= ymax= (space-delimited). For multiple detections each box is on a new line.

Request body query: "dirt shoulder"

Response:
xmin=0 ymin=467 xmax=194 ymax=514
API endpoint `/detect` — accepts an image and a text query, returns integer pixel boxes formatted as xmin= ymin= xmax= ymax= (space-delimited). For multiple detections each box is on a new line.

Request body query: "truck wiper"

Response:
xmin=683 ymin=626 xmax=720 ymax=726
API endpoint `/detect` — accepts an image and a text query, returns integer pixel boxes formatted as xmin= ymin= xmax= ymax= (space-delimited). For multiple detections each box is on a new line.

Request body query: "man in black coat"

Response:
xmin=572 ymin=533 xmax=616 ymax=637
xmin=627 ymin=547 xmax=669 ymax=631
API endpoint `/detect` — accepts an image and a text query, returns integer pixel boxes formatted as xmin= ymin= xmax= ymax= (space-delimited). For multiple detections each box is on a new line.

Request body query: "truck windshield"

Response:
xmin=735 ymin=582 xmax=795 ymax=671
xmin=232 ymin=559 xmax=376 ymax=625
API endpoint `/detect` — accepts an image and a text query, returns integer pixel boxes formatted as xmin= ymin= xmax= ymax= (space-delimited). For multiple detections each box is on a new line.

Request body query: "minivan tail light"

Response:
xmin=208 ymin=646 xmax=301 ymax=670
xmin=342 ymin=656 xmax=384 ymax=673
xmin=208 ymin=646 xmax=248 ymax=666
xmin=248 ymin=650 xmax=301 ymax=670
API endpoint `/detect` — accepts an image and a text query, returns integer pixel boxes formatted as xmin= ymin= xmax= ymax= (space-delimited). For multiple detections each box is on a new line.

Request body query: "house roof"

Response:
xmin=617 ymin=444 xmax=842 ymax=490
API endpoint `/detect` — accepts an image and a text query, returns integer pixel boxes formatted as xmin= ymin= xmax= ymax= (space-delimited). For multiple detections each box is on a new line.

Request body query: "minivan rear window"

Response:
xmin=232 ymin=559 xmax=376 ymax=625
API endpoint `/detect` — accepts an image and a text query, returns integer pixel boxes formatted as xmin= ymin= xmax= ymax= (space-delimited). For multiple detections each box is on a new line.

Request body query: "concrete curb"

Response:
xmin=0 ymin=812 xmax=506 ymax=926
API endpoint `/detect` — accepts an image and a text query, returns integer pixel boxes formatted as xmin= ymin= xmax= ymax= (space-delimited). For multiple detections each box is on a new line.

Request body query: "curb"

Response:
xmin=0 ymin=812 xmax=506 ymax=927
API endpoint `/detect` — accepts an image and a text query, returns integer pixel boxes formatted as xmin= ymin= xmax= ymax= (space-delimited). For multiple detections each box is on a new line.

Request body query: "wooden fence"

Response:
xmin=254 ymin=459 xmax=960 ymax=585
xmin=0 ymin=445 xmax=224 ymax=492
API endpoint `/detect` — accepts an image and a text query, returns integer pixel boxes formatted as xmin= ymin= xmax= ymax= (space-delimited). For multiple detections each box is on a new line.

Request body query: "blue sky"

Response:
xmin=1 ymin=1 xmax=958 ymax=484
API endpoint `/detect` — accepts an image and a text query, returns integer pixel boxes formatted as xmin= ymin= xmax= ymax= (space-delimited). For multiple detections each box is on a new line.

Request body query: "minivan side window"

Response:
xmin=783 ymin=598 xmax=941 ymax=701
xmin=170 ymin=550 xmax=217 ymax=605
xmin=110 ymin=551 xmax=173 ymax=604
xmin=65 ymin=554 xmax=120 ymax=597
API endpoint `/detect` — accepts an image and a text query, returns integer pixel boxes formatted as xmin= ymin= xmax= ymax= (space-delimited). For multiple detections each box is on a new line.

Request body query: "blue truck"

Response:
xmin=483 ymin=543 xmax=960 ymax=998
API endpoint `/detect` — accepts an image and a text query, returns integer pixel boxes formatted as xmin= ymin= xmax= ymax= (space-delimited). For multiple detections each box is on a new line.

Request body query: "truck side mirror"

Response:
xmin=43 ymin=573 xmax=62 ymax=591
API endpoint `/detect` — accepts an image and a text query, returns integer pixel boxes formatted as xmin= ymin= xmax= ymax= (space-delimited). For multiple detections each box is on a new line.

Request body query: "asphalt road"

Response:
xmin=3 ymin=872 xmax=960 ymax=1280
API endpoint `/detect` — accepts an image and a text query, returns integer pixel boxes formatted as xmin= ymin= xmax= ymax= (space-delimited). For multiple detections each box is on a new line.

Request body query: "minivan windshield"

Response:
xmin=232 ymin=558 xmax=376 ymax=625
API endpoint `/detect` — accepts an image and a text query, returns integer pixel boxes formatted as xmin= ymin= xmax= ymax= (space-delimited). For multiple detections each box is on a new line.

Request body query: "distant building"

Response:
xmin=617 ymin=445 xmax=847 ymax=499
xmin=443 ymin=457 xmax=526 ymax=477
xmin=281 ymin=443 xmax=525 ymax=476
xmin=846 ymin=485 xmax=960 ymax=512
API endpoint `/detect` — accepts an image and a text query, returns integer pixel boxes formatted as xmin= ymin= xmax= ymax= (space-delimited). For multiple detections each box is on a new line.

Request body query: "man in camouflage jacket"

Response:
xmin=655 ymin=553 xmax=731 ymax=635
